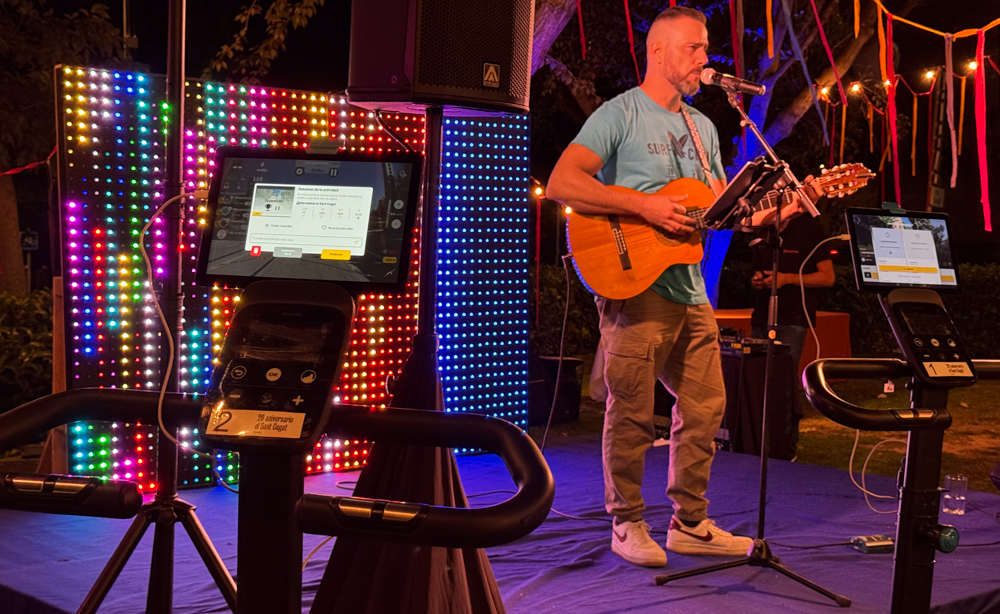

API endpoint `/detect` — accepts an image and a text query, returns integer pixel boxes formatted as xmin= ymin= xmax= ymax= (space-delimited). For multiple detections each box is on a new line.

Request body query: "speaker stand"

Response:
xmin=311 ymin=106 xmax=504 ymax=614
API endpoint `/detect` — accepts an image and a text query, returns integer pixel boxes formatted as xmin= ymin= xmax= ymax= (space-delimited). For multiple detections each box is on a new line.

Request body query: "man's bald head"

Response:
xmin=646 ymin=6 xmax=707 ymax=51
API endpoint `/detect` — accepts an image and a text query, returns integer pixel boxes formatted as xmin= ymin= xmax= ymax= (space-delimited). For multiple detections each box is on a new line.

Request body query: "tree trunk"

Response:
xmin=532 ymin=0 xmax=578 ymax=75
xmin=0 ymin=174 xmax=27 ymax=295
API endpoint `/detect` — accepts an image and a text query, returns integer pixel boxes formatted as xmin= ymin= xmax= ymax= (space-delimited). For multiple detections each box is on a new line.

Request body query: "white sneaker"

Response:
xmin=611 ymin=519 xmax=668 ymax=567
xmin=666 ymin=517 xmax=753 ymax=556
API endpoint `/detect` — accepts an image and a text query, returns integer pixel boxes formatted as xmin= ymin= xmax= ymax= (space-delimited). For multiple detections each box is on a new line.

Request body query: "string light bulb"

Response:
xmin=968 ymin=60 xmax=978 ymax=71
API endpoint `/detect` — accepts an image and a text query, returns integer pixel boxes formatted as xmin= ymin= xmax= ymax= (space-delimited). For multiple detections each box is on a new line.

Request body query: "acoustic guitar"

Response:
xmin=566 ymin=163 xmax=873 ymax=300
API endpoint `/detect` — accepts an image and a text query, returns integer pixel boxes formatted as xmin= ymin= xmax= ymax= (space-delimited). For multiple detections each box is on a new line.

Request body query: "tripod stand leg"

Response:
xmin=764 ymin=558 xmax=851 ymax=607
xmin=179 ymin=508 xmax=237 ymax=611
xmin=147 ymin=520 xmax=175 ymax=613
xmin=77 ymin=509 xmax=153 ymax=614
xmin=653 ymin=558 xmax=747 ymax=585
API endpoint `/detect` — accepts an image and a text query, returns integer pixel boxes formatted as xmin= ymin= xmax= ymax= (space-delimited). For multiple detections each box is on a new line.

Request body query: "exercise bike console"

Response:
xmin=200 ymin=280 xmax=355 ymax=453
xmin=881 ymin=290 xmax=975 ymax=387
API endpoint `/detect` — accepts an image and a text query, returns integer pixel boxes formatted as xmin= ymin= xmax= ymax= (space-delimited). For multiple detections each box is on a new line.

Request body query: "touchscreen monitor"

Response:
xmin=196 ymin=146 xmax=422 ymax=293
xmin=845 ymin=207 xmax=959 ymax=293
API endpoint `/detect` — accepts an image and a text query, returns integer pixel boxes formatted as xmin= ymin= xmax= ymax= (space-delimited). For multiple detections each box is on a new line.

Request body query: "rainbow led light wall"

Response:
xmin=56 ymin=66 xmax=530 ymax=487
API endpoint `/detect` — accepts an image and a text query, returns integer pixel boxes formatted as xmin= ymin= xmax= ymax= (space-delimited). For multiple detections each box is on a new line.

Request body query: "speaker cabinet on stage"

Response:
xmin=719 ymin=351 xmax=801 ymax=461
xmin=528 ymin=356 xmax=582 ymax=427
xmin=348 ymin=0 xmax=534 ymax=114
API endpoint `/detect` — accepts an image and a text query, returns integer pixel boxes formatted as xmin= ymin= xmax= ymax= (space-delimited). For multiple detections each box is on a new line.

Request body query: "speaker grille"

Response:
xmin=416 ymin=0 xmax=532 ymax=101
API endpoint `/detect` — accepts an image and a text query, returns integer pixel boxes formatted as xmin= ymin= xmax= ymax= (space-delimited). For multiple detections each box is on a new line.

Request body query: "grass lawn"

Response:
xmin=799 ymin=378 xmax=1000 ymax=493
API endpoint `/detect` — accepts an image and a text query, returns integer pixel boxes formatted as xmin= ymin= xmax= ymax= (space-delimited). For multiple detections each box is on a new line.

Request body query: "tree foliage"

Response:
xmin=0 ymin=0 xmax=121 ymax=294
xmin=202 ymin=0 xmax=325 ymax=84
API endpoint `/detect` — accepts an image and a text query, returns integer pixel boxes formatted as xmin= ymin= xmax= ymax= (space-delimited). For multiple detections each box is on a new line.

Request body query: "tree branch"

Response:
xmin=532 ymin=0 xmax=578 ymax=75
xmin=543 ymin=55 xmax=603 ymax=117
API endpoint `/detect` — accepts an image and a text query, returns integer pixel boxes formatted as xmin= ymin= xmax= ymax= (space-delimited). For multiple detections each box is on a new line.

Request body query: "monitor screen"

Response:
xmin=845 ymin=207 xmax=959 ymax=293
xmin=196 ymin=146 xmax=422 ymax=293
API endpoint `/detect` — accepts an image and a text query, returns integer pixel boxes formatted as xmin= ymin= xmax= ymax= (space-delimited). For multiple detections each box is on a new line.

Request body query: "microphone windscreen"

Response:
xmin=699 ymin=68 xmax=716 ymax=85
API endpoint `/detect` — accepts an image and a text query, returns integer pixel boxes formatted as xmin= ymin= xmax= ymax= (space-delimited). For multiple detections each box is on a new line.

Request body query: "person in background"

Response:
xmin=750 ymin=214 xmax=835 ymax=458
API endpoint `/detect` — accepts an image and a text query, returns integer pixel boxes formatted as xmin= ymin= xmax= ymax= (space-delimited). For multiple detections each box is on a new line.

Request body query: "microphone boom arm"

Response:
xmin=726 ymin=91 xmax=820 ymax=217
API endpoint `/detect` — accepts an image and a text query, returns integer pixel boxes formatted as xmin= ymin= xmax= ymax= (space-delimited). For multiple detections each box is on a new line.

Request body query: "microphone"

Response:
xmin=700 ymin=68 xmax=766 ymax=96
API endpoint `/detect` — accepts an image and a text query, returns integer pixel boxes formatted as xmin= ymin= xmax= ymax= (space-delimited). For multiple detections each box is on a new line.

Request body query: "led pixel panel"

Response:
xmin=57 ymin=66 xmax=531 ymax=488
xmin=437 ymin=117 xmax=531 ymax=437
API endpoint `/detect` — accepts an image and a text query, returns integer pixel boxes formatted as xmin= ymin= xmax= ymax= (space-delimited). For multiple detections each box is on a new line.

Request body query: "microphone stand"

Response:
xmin=654 ymin=89 xmax=850 ymax=608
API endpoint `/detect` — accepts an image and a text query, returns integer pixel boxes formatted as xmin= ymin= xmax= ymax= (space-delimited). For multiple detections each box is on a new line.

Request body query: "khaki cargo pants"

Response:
xmin=596 ymin=288 xmax=726 ymax=523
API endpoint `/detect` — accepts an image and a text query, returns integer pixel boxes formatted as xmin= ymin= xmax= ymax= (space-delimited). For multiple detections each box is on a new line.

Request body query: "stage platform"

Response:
xmin=2 ymin=433 xmax=998 ymax=614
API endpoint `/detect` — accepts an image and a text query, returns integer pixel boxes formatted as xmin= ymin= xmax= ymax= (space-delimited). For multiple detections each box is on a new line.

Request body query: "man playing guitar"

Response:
xmin=546 ymin=5 xmax=818 ymax=568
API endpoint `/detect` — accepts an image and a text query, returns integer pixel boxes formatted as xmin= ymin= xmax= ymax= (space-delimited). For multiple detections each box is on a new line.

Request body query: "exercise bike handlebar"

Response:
xmin=803 ymin=358 xmax=1000 ymax=431
xmin=296 ymin=405 xmax=555 ymax=549
xmin=0 ymin=389 xmax=202 ymax=452
xmin=802 ymin=358 xmax=953 ymax=431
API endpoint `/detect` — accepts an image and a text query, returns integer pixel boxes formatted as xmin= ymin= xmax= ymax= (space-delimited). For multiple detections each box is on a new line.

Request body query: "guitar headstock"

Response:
xmin=816 ymin=163 xmax=875 ymax=198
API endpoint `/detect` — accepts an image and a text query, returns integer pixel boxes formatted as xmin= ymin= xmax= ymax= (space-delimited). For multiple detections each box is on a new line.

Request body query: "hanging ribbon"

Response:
xmin=867 ymin=102 xmax=874 ymax=153
xmin=623 ymin=0 xmax=641 ymax=83
xmin=880 ymin=116 xmax=888 ymax=203
xmin=974 ymin=30 xmax=991 ymax=231
xmin=766 ymin=0 xmax=774 ymax=58
xmin=870 ymin=0 xmax=1000 ymax=39
xmin=927 ymin=73 xmax=936 ymax=191
xmin=944 ymin=35 xmax=958 ymax=188
xmin=911 ymin=93 xmax=918 ymax=177
xmin=839 ymin=102 xmax=847 ymax=165
xmin=877 ymin=7 xmax=887 ymax=84
xmin=829 ymin=101 xmax=837 ymax=168
xmin=854 ymin=0 xmax=860 ymax=37
xmin=886 ymin=15 xmax=901 ymax=204
xmin=670 ymin=0 xmax=676 ymax=6
xmin=809 ymin=0 xmax=847 ymax=107
xmin=576 ymin=0 xmax=587 ymax=60
xmin=735 ymin=0 xmax=745 ymax=78
xmin=729 ymin=0 xmax=744 ymax=79
xmin=958 ymin=76 xmax=967 ymax=154
xmin=781 ymin=0 xmax=829 ymax=145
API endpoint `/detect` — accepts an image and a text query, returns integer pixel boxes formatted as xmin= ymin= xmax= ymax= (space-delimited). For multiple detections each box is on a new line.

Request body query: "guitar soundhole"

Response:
xmin=653 ymin=227 xmax=691 ymax=247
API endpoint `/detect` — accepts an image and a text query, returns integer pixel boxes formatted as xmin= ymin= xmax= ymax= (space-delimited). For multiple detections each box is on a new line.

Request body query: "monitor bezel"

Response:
xmin=845 ymin=207 xmax=961 ymax=294
xmin=195 ymin=145 xmax=423 ymax=294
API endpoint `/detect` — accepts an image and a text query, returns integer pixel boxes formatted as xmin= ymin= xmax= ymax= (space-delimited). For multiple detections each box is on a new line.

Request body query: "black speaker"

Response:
xmin=348 ymin=0 xmax=534 ymax=114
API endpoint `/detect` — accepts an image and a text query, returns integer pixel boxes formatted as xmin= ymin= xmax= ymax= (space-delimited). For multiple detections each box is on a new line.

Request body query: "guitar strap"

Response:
xmin=679 ymin=106 xmax=717 ymax=191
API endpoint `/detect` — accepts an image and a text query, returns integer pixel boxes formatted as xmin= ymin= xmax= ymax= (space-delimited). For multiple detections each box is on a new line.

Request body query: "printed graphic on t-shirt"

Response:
xmin=647 ymin=132 xmax=694 ymax=161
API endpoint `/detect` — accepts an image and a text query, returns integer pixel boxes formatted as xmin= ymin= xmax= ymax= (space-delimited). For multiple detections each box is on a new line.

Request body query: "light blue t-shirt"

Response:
xmin=571 ymin=87 xmax=726 ymax=304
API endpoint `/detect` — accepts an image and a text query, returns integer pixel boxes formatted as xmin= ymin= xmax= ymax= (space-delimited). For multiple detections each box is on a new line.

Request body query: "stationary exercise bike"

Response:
xmin=803 ymin=205 xmax=1000 ymax=614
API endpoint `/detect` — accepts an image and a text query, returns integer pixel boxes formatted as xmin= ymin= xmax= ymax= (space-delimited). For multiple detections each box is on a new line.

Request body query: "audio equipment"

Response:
xmin=348 ymin=0 xmax=534 ymax=114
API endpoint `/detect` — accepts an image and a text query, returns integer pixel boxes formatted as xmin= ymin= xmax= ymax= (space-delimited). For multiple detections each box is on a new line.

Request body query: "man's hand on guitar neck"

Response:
xmin=746 ymin=175 xmax=822 ymax=230
xmin=636 ymin=192 xmax=696 ymax=235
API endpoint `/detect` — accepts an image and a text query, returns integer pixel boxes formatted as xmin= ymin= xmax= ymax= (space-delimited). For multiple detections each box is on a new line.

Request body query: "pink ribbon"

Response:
xmin=808 ymin=0 xmax=846 ymax=106
xmin=975 ymin=30 xmax=991 ymax=231
xmin=624 ymin=0 xmax=641 ymax=82
xmin=887 ymin=15 xmax=901 ymax=205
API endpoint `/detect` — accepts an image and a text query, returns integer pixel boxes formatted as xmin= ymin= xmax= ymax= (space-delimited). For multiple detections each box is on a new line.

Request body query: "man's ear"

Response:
xmin=648 ymin=41 xmax=663 ymax=64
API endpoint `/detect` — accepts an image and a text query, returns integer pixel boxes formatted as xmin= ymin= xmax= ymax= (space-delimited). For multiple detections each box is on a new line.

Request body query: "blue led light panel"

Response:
xmin=437 ymin=117 xmax=531 ymax=431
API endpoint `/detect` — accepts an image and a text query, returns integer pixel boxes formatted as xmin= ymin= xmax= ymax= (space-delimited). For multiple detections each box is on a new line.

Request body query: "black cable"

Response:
xmin=539 ymin=254 xmax=574 ymax=453
xmin=769 ymin=540 xmax=852 ymax=550
xmin=375 ymin=110 xmax=414 ymax=153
